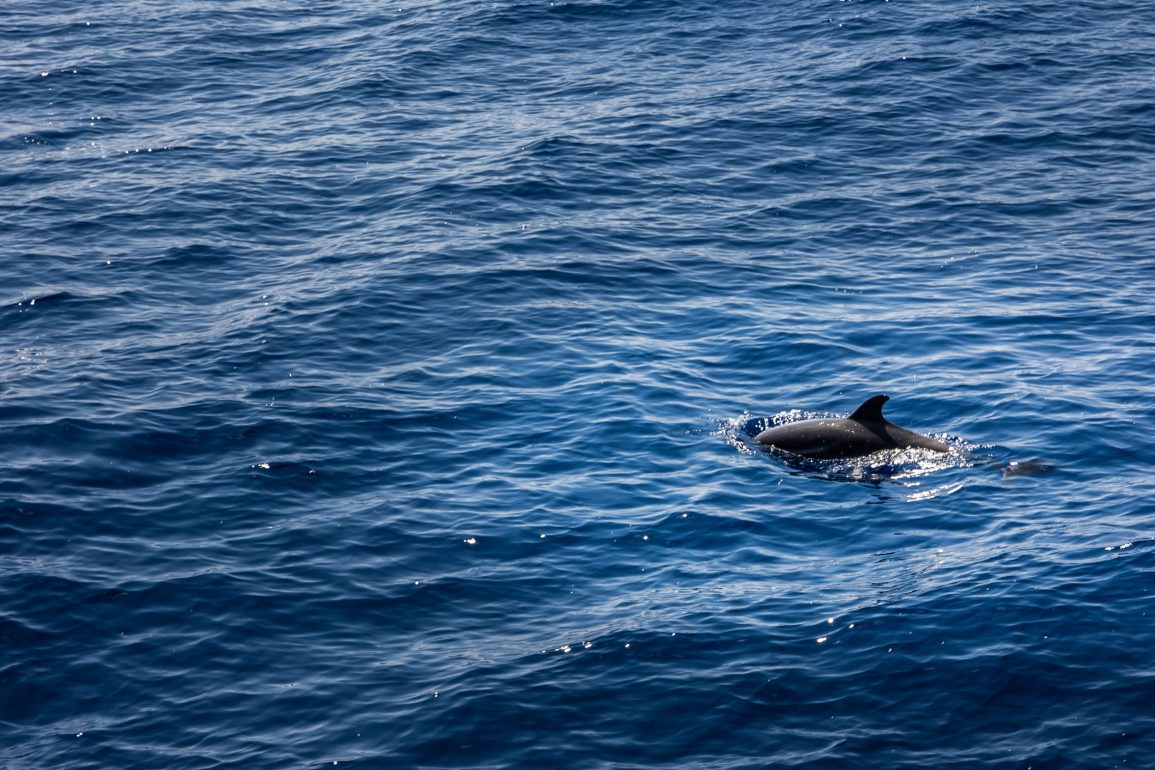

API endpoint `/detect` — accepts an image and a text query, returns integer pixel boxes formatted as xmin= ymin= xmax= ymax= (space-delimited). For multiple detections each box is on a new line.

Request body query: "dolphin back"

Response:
xmin=756 ymin=394 xmax=950 ymax=459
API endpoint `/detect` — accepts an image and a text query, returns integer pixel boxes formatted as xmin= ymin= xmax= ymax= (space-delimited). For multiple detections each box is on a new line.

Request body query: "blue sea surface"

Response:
xmin=4 ymin=1 xmax=1155 ymax=767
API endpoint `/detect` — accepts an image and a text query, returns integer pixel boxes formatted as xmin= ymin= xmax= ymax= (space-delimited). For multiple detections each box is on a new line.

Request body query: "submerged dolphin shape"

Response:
xmin=755 ymin=394 xmax=950 ymax=460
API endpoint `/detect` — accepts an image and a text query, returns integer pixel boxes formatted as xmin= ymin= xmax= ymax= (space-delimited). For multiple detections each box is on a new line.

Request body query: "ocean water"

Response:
xmin=4 ymin=0 xmax=1155 ymax=767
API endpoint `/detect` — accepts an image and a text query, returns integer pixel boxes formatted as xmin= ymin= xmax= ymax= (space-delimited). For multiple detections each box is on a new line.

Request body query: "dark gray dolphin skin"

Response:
xmin=756 ymin=394 xmax=951 ymax=460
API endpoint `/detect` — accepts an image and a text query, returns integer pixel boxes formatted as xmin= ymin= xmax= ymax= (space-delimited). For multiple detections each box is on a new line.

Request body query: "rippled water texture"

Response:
xmin=4 ymin=1 xmax=1155 ymax=768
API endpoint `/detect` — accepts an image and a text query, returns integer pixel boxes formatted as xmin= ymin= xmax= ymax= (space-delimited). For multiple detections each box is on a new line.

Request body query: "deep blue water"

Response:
xmin=4 ymin=0 xmax=1155 ymax=767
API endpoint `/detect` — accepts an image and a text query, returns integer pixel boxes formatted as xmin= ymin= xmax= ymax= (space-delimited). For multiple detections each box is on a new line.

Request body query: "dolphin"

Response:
xmin=755 ymin=394 xmax=951 ymax=460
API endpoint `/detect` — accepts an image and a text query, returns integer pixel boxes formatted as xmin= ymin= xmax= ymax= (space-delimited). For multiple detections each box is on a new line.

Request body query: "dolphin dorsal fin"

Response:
xmin=849 ymin=394 xmax=889 ymax=422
